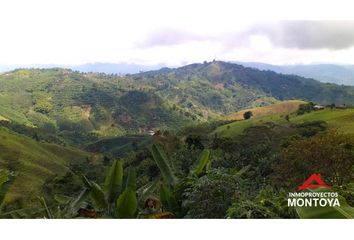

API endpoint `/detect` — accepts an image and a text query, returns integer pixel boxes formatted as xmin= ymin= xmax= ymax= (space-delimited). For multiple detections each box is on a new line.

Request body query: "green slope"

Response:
xmin=0 ymin=69 xmax=193 ymax=147
xmin=132 ymin=61 xmax=354 ymax=116
xmin=215 ymin=105 xmax=354 ymax=138
xmin=214 ymin=101 xmax=302 ymax=137
xmin=290 ymin=108 xmax=354 ymax=133
xmin=225 ymin=100 xmax=306 ymax=120
xmin=2 ymin=61 xmax=354 ymax=146
xmin=85 ymin=134 xmax=151 ymax=158
xmin=0 ymin=127 xmax=91 ymax=208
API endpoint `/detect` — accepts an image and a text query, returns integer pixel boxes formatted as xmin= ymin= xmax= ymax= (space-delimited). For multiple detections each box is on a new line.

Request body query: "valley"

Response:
xmin=0 ymin=61 xmax=353 ymax=219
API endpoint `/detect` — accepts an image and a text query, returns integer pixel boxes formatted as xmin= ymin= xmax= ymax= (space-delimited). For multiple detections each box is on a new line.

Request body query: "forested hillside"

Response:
xmin=0 ymin=62 xmax=353 ymax=219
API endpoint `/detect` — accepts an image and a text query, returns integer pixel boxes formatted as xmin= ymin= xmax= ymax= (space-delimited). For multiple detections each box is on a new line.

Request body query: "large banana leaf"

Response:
xmin=124 ymin=167 xmax=137 ymax=191
xmin=38 ymin=196 xmax=53 ymax=219
xmin=192 ymin=149 xmax=210 ymax=176
xmin=115 ymin=188 xmax=138 ymax=218
xmin=150 ymin=144 xmax=177 ymax=186
xmin=137 ymin=179 xmax=159 ymax=203
xmin=296 ymin=188 xmax=354 ymax=219
xmin=64 ymin=188 xmax=90 ymax=218
xmin=104 ymin=160 xmax=123 ymax=204
xmin=90 ymin=182 xmax=108 ymax=210
xmin=160 ymin=184 xmax=178 ymax=214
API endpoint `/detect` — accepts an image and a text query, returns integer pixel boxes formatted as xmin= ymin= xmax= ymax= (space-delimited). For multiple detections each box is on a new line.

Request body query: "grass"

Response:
xmin=290 ymin=108 xmax=354 ymax=133
xmin=0 ymin=127 xmax=92 ymax=207
xmin=215 ymin=100 xmax=305 ymax=137
xmin=225 ymin=100 xmax=306 ymax=121
xmin=215 ymin=102 xmax=354 ymax=138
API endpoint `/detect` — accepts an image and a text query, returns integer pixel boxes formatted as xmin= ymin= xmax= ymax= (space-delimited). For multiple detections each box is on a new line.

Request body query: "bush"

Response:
xmin=297 ymin=102 xmax=315 ymax=115
xmin=272 ymin=131 xmax=354 ymax=188
xmin=226 ymin=186 xmax=297 ymax=219
xmin=243 ymin=111 xmax=253 ymax=120
xmin=182 ymin=169 xmax=243 ymax=218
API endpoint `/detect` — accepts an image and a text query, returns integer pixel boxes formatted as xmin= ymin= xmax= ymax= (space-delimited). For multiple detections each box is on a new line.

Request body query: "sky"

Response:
xmin=1 ymin=0 xmax=354 ymax=66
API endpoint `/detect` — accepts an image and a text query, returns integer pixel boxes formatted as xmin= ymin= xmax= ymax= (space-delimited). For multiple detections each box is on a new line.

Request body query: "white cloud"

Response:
xmin=1 ymin=0 xmax=354 ymax=65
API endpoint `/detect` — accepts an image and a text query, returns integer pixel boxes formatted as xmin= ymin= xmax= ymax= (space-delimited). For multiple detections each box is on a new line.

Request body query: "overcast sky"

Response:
xmin=1 ymin=0 xmax=354 ymax=66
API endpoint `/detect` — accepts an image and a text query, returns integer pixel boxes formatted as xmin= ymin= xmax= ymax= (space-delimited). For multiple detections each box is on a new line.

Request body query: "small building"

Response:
xmin=314 ymin=105 xmax=325 ymax=110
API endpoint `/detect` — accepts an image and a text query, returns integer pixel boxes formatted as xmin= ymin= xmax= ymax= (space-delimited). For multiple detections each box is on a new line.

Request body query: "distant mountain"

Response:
xmin=0 ymin=68 xmax=193 ymax=147
xmin=1 ymin=61 xmax=354 ymax=148
xmin=0 ymin=62 xmax=166 ymax=75
xmin=234 ymin=62 xmax=354 ymax=86
xmin=4 ymin=62 xmax=354 ymax=85
xmin=130 ymin=61 xmax=354 ymax=113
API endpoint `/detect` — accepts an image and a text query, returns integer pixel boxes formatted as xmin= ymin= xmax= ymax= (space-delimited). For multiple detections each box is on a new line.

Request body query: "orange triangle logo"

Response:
xmin=298 ymin=173 xmax=329 ymax=190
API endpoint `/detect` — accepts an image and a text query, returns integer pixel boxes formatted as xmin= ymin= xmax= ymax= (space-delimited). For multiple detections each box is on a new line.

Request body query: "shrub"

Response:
xmin=243 ymin=111 xmax=253 ymax=120
xmin=182 ymin=169 xmax=243 ymax=218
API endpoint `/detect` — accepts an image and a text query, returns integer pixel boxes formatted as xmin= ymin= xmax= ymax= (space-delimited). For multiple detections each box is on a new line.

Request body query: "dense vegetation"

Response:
xmin=0 ymin=62 xmax=353 ymax=218
xmin=1 ymin=61 xmax=354 ymax=147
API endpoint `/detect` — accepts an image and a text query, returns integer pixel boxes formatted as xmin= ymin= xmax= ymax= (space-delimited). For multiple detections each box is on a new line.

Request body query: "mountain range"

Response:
xmin=1 ymin=60 xmax=354 ymax=149
xmin=1 ymin=60 xmax=354 ymax=213
xmin=3 ymin=61 xmax=354 ymax=85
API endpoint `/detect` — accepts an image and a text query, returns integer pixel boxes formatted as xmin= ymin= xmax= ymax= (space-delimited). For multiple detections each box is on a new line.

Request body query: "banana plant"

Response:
xmin=150 ymin=144 xmax=211 ymax=217
xmin=150 ymin=144 xmax=178 ymax=186
xmin=82 ymin=160 xmax=138 ymax=218
xmin=151 ymin=144 xmax=211 ymax=184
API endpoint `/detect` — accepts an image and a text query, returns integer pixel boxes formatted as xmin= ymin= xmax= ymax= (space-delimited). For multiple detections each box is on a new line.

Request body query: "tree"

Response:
xmin=243 ymin=111 xmax=253 ymax=120
xmin=183 ymin=169 xmax=243 ymax=218
xmin=297 ymin=102 xmax=315 ymax=115
xmin=272 ymin=131 xmax=354 ymax=188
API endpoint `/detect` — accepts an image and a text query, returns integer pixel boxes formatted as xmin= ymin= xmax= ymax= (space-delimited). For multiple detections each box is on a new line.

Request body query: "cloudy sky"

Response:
xmin=1 ymin=0 xmax=354 ymax=66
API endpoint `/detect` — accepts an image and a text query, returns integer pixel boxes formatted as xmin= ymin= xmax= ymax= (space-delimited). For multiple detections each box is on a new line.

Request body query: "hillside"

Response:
xmin=225 ymin=100 xmax=306 ymax=121
xmin=215 ymin=105 xmax=354 ymax=138
xmin=0 ymin=127 xmax=92 ymax=210
xmin=84 ymin=134 xmax=152 ymax=158
xmin=131 ymin=61 xmax=354 ymax=115
xmin=1 ymin=62 xmax=354 ymax=148
xmin=0 ymin=64 xmax=353 ymax=219
xmin=0 ymin=69 xmax=193 ymax=147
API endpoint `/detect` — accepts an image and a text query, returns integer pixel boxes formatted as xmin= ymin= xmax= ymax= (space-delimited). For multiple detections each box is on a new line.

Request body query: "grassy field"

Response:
xmin=225 ymin=100 xmax=306 ymax=121
xmin=215 ymin=102 xmax=354 ymax=138
xmin=0 ymin=127 xmax=92 ymax=207
xmin=215 ymin=100 xmax=305 ymax=137
xmin=290 ymin=108 xmax=354 ymax=133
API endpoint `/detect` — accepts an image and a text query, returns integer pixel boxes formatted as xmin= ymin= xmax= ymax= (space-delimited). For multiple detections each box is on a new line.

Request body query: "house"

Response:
xmin=314 ymin=105 xmax=325 ymax=110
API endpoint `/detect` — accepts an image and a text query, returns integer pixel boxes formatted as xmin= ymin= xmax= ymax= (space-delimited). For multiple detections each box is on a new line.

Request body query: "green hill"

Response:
xmin=290 ymin=108 xmax=354 ymax=133
xmin=225 ymin=100 xmax=306 ymax=121
xmin=0 ymin=127 xmax=92 ymax=209
xmin=0 ymin=69 xmax=193 ymax=147
xmin=131 ymin=61 xmax=354 ymax=117
xmin=2 ymin=62 xmax=354 ymax=147
xmin=215 ymin=104 xmax=354 ymax=138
